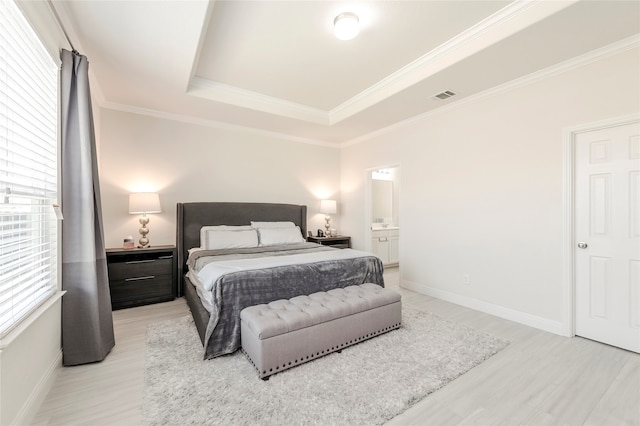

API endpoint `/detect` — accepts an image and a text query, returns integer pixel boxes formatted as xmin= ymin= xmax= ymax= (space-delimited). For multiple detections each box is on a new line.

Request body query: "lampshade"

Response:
xmin=129 ymin=192 xmax=161 ymax=214
xmin=333 ymin=12 xmax=359 ymax=40
xmin=320 ymin=199 xmax=337 ymax=214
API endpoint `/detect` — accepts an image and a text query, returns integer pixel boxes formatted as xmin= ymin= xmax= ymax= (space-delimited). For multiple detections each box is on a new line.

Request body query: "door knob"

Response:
xmin=577 ymin=242 xmax=588 ymax=249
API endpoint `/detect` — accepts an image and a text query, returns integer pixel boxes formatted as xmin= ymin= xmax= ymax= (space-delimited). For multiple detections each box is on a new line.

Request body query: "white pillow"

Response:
xmin=188 ymin=247 xmax=204 ymax=256
xmin=200 ymin=225 xmax=252 ymax=248
xmin=203 ymin=229 xmax=259 ymax=250
xmin=258 ymin=226 xmax=304 ymax=246
xmin=250 ymin=221 xmax=296 ymax=229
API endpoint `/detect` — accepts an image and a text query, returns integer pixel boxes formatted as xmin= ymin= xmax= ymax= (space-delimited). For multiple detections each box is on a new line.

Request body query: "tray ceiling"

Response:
xmin=52 ymin=0 xmax=640 ymax=145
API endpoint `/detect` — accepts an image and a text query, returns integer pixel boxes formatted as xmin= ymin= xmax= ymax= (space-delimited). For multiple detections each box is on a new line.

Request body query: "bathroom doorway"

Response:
xmin=367 ymin=166 xmax=400 ymax=267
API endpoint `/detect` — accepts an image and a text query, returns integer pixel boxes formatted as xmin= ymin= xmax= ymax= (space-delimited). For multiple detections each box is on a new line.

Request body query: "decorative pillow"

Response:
xmin=250 ymin=221 xmax=296 ymax=229
xmin=203 ymin=229 xmax=259 ymax=250
xmin=200 ymin=225 xmax=252 ymax=248
xmin=258 ymin=226 xmax=304 ymax=246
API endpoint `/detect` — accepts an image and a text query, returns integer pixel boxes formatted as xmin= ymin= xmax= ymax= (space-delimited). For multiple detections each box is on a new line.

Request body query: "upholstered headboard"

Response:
xmin=175 ymin=202 xmax=307 ymax=296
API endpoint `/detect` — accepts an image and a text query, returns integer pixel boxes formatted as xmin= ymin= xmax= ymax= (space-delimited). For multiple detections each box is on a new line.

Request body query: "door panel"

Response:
xmin=575 ymin=122 xmax=640 ymax=353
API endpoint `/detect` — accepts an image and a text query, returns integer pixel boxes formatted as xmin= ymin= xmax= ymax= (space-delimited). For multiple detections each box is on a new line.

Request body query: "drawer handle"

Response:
xmin=378 ymin=237 xmax=388 ymax=242
xmin=126 ymin=259 xmax=155 ymax=264
xmin=158 ymin=255 xmax=173 ymax=259
xmin=125 ymin=275 xmax=155 ymax=282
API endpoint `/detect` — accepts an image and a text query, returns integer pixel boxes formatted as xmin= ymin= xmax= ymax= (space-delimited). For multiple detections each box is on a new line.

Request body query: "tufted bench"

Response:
xmin=240 ymin=283 xmax=401 ymax=379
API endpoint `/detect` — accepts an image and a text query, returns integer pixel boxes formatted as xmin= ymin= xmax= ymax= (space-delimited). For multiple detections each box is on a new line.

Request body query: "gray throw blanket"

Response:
xmin=189 ymin=243 xmax=385 ymax=359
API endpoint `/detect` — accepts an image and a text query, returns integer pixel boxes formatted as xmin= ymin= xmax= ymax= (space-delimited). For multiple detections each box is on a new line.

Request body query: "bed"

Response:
xmin=176 ymin=202 xmax=385 ymax=359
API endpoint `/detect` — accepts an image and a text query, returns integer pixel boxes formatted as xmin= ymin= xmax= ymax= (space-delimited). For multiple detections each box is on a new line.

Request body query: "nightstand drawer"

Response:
xmin=109 ymin=275 xmax=173 ymax=308
xmin=330 ymin=243 xmax=350 ymax=249
xmin=107 ymin=257 xmax=173 ymax=280
xmin=307 ymin=235 xmax=351 ymax=249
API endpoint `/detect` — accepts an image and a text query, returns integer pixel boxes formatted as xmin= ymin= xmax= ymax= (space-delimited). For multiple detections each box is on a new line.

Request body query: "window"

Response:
xmin=0 ymin=0 xmax=58 ymax=338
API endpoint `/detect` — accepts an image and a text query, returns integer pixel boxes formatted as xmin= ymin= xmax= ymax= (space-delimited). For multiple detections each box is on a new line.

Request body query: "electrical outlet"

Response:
xmin=463 ymin=274 xmax=470 ymax=285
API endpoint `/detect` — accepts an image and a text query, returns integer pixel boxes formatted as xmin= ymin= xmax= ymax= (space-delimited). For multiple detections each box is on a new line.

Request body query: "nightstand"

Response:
xmin=307 ymin=235 xmax=351 ymax=249
xmin=106 ymin=245 xmax=176 ymax=310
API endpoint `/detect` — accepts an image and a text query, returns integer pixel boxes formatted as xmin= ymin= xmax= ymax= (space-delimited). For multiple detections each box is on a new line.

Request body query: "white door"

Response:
xmin=575 ymin=121 xmax=640 ymax=353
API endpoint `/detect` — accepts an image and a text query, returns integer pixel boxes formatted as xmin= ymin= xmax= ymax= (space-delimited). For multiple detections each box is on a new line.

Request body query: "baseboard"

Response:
xmin=402 ymin=279 xmax=567 ymax=336
xmin=12 ymin=350 xmax=62 ymax=426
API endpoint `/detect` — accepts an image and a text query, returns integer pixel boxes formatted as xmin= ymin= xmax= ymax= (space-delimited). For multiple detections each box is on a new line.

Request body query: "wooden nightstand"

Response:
xmin=106 ymin=245 xmax=176 ymax=310
xmin=307 ymin=235 xmax=352 ymax=249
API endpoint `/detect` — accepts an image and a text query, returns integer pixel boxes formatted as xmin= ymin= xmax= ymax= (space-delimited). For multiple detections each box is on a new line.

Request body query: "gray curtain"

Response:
xmin=60 ymin=49 xmax=114 ymax=366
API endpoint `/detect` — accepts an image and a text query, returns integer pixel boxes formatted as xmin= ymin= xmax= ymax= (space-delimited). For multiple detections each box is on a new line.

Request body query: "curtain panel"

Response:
xmin=60 ymin=49 xmax=114 ymax=366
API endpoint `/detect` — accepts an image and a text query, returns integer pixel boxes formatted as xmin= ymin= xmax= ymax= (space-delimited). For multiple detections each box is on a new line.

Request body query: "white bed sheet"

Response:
xmin=187 ymin=269 xmax=215 ymax=313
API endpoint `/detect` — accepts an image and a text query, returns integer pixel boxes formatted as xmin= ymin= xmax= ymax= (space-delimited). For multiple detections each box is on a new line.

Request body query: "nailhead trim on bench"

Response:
xmin=242 ymin=321 xmax=402 ymax=377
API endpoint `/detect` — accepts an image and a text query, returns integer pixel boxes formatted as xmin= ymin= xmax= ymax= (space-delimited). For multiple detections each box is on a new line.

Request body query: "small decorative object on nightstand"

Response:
xmin=106 ymin=245 xmax=176 ymax=310
xmin=307 ymin=235 xmax=351 ymax=249
xmin=123 ymin=235 xmax=135 ymax=249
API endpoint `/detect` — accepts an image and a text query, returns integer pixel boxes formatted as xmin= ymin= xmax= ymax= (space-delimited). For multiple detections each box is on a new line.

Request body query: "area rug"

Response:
xmin=142 ymin=306 xmax=508 ymax=425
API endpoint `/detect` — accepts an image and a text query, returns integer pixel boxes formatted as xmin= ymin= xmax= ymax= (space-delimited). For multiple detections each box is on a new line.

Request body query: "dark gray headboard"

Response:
xmin=176 ymin=202 xmax=307 ymax=296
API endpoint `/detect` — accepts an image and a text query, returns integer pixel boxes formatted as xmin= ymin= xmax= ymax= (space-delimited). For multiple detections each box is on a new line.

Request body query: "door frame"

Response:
xmin=562 ymin=113 xmax=640 ymax=337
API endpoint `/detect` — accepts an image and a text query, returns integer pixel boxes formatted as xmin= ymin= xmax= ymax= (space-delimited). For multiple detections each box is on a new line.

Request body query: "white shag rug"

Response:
xmin=143 ymin=306 xmax=508 ymax=425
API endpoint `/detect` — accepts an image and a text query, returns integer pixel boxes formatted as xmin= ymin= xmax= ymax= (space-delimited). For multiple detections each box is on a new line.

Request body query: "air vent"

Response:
xmin=433 ymin=90 xmax=456 ymax=100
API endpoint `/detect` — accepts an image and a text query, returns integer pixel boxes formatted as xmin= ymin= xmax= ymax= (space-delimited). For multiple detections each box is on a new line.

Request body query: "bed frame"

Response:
xmin=175 ymin=202 xmax=307 ymax=342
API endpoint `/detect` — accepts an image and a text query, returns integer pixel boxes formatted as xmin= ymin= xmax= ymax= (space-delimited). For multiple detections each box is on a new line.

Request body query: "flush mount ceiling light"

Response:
xmin=334 ymin=12 xmax=360 ymax=40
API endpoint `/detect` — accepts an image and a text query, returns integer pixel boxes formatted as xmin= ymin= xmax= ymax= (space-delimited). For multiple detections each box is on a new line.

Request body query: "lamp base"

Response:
xmin=138 ymin=214 xmax=150 ymax=248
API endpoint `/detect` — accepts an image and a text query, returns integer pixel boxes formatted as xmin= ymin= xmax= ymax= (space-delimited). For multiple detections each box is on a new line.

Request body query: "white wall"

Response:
xmin=0 ymin=299 xmax=62 ymax=426
xmin=340 ymin=48 xmax=640 ymax=333
xmin=98 ymin=109 xmax=341 ymax=248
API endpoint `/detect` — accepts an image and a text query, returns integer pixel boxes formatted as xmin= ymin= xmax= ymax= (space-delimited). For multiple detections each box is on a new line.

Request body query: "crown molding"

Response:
xmin=342 ymin=34 xmax=640 ymax=148
xmin=187 ymin=76 xmax=330 ymax=125
xmin=99 ymin=100 xmax=340 ymax=148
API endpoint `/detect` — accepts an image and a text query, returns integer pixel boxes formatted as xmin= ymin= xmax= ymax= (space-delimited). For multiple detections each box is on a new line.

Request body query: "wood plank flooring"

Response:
xmin=32 ymin=268 xmax=639 ymax=425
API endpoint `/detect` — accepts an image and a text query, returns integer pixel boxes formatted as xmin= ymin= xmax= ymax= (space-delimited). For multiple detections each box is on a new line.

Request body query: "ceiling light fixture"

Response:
xmin=334 ymin=12 xmax=359 ymax=40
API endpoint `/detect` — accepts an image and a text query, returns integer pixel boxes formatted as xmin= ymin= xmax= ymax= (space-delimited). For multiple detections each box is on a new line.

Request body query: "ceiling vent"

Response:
xmin=433 ymin=90 xmax=456 ymax=100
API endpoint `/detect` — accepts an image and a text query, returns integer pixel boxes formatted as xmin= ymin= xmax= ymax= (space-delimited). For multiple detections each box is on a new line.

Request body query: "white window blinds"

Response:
xmin=0 ymin=0 xmax=58 ymax=338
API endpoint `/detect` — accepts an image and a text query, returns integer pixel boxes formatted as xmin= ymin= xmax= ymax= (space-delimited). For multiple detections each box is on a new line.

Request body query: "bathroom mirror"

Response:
xmin=372 ymin=180 xmax=393 ymax=222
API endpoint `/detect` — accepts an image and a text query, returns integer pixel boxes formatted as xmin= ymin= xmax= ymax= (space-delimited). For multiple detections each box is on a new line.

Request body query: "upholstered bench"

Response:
xmin=240 ymin=283 xmax=401 ymax=379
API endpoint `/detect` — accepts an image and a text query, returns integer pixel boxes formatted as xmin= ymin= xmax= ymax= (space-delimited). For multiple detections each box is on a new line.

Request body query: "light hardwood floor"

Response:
xmin=32 ymin=267 xmax=639 ymax=425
